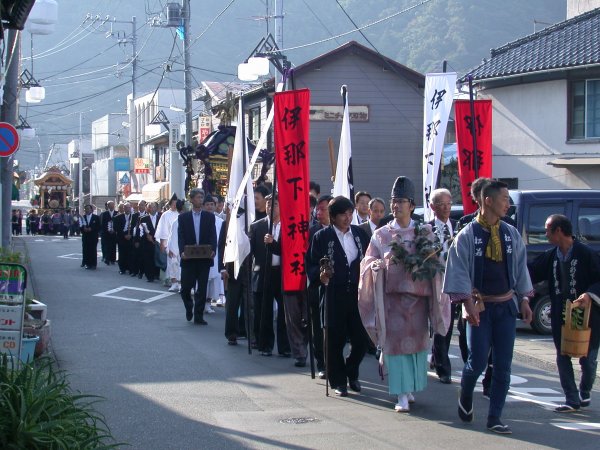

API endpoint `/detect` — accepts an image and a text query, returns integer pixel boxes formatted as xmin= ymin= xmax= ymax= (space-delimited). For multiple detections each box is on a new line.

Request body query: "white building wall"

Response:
xmin=482 ymin=79 xmax=600 ymax=189
xmin=568 ymin=0 xmax=600 ymax=19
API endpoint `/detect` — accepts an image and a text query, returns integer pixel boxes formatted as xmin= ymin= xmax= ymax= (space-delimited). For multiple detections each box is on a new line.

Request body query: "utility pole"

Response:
xmin=1 ymin=29 xmax=21 ymax=248
xmin=183 ymin=0 xmax=192 ymax=147
xmin=78 ymin=112 xmax=83 ymax=213
xmin=274 ymin=0 xmax=284 ymax=85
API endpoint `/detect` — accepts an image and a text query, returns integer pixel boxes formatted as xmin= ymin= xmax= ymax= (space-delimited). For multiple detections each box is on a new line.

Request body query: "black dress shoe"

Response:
xmin=138 ymin=274 xmax=143 ymax=279
xmin=186 ymin=310 xmax=193 ymax=321
xmin=349 ymin=379 xmax=361 ymax=392
xmin=318 ymin=371 xmax=326 ymax=379
xmin=334 ymin=387 xmax=348 ymax=397
xmin=294 ymin=357 xmax=306 ymax=367
xmin=260 ymin=351 xmax=272 ymax=356
xmin=279 ymin=351 xmax=291 ymax=358
xmin=228 ymin=339 xmax=238 ymax=346
xmin=439 ymin=375 xmax=452 ymax=384
xmin=104 ymin=259 xmax=110 ymax=265
xmin=194 ymin=318 xmax=208 ymax=325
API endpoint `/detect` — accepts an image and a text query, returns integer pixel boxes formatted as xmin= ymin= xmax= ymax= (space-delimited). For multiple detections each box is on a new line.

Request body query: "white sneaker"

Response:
xmin=394 ymin=394 xmax=409 ymax=412
xmin=204 ymin=305 xmax=215 ymax=314
xmin=216 ymin=295 xmax=225 ymax=306
xmin=168 ymin=283 xmax=180 ymax=292
xmin=407 ymin=393 xmax=415 ymax=404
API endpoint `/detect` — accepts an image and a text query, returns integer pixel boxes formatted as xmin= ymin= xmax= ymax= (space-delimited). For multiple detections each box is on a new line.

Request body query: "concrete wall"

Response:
xmin=92 ymin=114 xmax=128 ymax=150
xmin=294 ymin=54 xmax=424 ymax=205
xmin=90 ymin=159 xmax=116 ymax=197
xmin=482 ymin=79 xmax=600 ymax=189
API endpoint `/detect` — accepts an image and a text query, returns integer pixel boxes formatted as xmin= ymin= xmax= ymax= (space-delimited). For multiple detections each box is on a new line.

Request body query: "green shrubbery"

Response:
xmin=0 ymin=356 xmax=122 ymax=449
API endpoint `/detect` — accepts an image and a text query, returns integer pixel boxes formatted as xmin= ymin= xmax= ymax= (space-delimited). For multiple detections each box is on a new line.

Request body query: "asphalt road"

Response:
xmin=18 ymin=235 xmax=600 ymax=449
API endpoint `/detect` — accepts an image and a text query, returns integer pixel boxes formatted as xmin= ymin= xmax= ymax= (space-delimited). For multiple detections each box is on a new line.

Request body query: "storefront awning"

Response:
xmin=125 ymin=193 xmax=145 ymax=202
xmin=142 ymin=182 xmax=170 ymax=202
xmin=548 ymin=157 xmax=600 ymax=167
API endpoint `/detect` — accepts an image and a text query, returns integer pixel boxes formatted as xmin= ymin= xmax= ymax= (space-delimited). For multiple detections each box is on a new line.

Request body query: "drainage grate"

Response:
xmin=279 ymin=417 xmax=320 ymax=425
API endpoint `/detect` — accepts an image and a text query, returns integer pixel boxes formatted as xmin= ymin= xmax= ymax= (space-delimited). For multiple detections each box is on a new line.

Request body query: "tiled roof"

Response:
xmin=467 ymin=8 xmax=600 ymax=82
xmin=192 ymin=81 xmax=258 ymax=102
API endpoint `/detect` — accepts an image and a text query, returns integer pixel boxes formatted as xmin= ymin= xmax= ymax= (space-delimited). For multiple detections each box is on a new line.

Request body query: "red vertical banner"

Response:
xmin=274 ymin=89 xmax=311 ymax=292
xmin=454 ymin=99 xmax=493 ymax=215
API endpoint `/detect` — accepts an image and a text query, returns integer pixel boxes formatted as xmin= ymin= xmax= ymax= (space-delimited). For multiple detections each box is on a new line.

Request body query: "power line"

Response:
xmin=271 ymin=0 xmax=435 ymax=54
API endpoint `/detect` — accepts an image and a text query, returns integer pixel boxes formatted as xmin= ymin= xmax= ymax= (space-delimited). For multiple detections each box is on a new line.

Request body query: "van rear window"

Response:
xmin=577 ymin=207 xmax=600 ymax=243
xmin=527 ymin=204 xmax=565 ymax=244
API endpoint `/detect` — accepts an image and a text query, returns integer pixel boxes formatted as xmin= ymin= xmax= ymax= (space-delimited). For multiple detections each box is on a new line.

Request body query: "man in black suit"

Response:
xmin=80 ymin=204 xmax=101 ymax=270
xmin=306 ymin=196 xmax=371 ymax=396
xmin=138 ymin=202 xmax=162 ymax=282
xmin=100 ymin=201 xmax=118 ymax=265
xmin=249 ymin=194 xmax=290 ymax=357
xmin=306 ymin=194 xmax=332 ymax=377
xmin=114 ymin=202 xmax=135 ymax=275
xmin=178 ymin=188 xmax=217 ymax=324
xmin=358 ymin=197 xmax=386 ymax=239
xmin=130 ymin=200 xmax=147 ymax=278
xmin=428 ymin=188 xmax=461 ymax=384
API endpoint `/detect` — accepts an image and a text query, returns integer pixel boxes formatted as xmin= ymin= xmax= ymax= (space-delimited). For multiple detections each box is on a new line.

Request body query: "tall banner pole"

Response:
xmin=239 ymin=94 xmax=253 ymax=355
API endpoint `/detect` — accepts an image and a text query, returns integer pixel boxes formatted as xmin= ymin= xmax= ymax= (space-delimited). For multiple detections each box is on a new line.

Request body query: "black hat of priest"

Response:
xmin=391 ymin=176 xmax=415 ymax=201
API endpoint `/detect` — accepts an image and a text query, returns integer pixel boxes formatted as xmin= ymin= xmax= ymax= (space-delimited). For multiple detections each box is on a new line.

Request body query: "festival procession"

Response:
xmin=2 ymin=1 xmax=600 ymax=449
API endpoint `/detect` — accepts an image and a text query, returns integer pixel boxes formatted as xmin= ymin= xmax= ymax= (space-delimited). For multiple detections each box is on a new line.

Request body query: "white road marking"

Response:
xmin=93 ymin=286 xmax=175 ymax=303
xmin=506 ymin=387 xmax=564 ymax=406
xmin=552 ymin=422 xmax=600 ymax=431
xmin=57 ymin=253 xmax=83 ymax=260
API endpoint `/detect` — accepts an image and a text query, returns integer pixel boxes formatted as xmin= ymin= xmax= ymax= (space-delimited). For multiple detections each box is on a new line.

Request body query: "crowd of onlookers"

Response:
xmin=11 ymin=208 xmax=82 ymax=238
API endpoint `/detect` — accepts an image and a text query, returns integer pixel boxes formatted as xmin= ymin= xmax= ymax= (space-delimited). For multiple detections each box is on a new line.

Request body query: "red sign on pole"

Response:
xmin=0 ymin=122 xmax=20 ymax=157
xmin=454 ymin=100 xmax=493 ymax=215
xmin=274 ymin=89 xmax=311 ymax=292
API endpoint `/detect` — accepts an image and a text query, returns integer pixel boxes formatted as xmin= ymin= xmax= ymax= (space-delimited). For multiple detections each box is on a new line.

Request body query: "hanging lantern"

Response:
xmin=26 ymin=21 xmax=56 ymax=35
xmin=27 ymin=0 xmax=58 ymax=25
xmin=247 ymin=57 xmax=270 ymax=77
xmin=21 ymin=128 xmax=36 ymax=139
xmin=26 ymin=86 xmax=45 ymax=103
xmin=237 ymin=63 xmax=258 ymax=81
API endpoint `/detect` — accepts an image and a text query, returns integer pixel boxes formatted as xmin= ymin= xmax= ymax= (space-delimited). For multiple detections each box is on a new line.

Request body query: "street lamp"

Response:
xmin=237 ymin=34 xmax=291 ymax=82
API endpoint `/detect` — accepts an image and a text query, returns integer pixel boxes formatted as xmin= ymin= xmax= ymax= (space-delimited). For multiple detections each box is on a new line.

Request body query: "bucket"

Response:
xmin=20 ymin=335 xmax=40 ymax=364
xmin=561 ymin=300 xmax=591 ymax=358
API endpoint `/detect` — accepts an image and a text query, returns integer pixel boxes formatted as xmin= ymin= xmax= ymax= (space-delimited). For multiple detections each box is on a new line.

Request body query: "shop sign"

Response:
xmin=134 ymin=158 xmax=150 ymax=174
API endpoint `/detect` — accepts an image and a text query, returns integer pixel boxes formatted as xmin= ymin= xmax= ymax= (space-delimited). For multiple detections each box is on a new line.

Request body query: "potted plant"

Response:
xmin=0 ymin=356 xmax=122 ymax=448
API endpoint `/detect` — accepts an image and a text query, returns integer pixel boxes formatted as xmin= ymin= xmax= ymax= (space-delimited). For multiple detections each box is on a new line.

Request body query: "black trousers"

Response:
xmin=117 ymin=236 xmax=133 ymax=273
xmin=325 ymin=284 xmax=368 ymax=389
xmin=101 ymin=233 xmax=117 ymax=262
xmin=81 ymin=233 xmax=98 ymax=267
xmin=130 ymin=242 xmax=143 ymax=275
xmin=308 ymin=283 xmax=325 ymax=371
xmin=225 ymin=272 xmax=248 ymax=340
xmin=141 ymin=240 xmax=159 ymax=281
xmin=431 ymin=303 xmax=458 ymax=378
xmin=255 ymin=266 xmax=290 ymax=354
xmin=180 ymin=261 xmax=210 ymax=321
